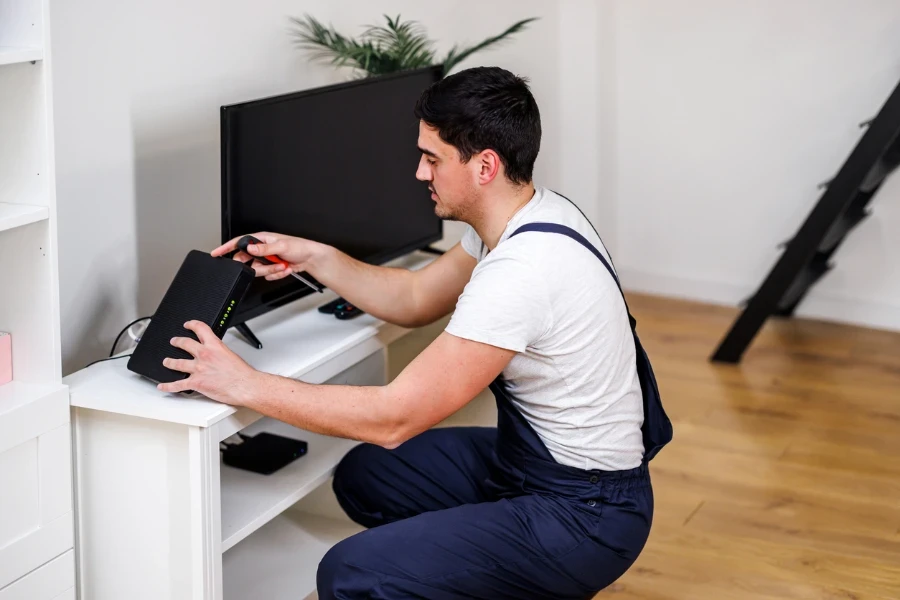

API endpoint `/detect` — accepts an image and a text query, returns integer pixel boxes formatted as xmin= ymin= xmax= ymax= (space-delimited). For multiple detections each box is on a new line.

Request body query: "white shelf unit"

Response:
xmin=64 ymin=255 xmax=497 ymax=599
xmin=0 ymin=0 xmax=62 ymax=382
xmin=0 ymin=0 xmax=73 ymax=597
xmin=64 ymin=279 xmax=414 ymax=599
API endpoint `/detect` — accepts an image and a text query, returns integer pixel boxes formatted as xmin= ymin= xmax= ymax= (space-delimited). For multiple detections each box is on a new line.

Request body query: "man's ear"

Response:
xmin=476 ymin=149 xmax=502 ymax=185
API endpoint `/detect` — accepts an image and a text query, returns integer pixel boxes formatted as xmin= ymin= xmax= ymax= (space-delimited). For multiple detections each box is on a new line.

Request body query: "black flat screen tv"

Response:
xmin=221 ymin=66 xmax=443 ymax=327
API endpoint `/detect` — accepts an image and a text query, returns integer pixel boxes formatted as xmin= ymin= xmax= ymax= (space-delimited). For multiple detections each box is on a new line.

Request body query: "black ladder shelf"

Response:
xmin=711 ymin=77 xmax=900 ymax=364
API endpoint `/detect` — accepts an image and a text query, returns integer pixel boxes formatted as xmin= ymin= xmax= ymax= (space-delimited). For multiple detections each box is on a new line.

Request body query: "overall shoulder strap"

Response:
xmin=509 ymin=222 xmax=636 ymax=328
xmin=510 ymin=223 xmax=620 ymax=287
xmin=510 ymin=222 xmax=673 ymax=462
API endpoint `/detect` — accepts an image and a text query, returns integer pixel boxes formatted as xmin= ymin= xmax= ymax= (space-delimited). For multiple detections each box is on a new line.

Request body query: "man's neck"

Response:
xmin=470 ymin=183 xmax=537 ymax=250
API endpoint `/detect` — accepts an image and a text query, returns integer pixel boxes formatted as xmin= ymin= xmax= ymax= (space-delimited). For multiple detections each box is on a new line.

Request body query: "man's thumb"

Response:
xmin=250 ymin=241 xmax=281 ymax=257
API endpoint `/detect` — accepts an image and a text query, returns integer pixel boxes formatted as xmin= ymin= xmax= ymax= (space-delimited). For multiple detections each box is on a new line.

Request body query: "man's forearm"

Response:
xmin=238 ymin=330 xmax=512 ymax=449
xmin=246 ymin=371 xmax=406 ymax=448
xmin=308 ymin=244 xmax=422 ymax=327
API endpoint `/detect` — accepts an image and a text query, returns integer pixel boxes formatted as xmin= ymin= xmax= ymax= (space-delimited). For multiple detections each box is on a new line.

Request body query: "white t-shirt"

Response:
xmin=445 ymin=187 xmax=645 ymax=471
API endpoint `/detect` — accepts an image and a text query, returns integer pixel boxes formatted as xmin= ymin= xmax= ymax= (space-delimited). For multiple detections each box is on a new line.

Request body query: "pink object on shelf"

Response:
xmin=0 ymin=332 xmax=11 ymax=386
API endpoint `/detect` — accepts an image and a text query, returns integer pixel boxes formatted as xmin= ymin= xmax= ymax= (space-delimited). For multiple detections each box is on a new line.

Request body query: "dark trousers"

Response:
xmin=316 ymin=427 xmax=653 ymax=599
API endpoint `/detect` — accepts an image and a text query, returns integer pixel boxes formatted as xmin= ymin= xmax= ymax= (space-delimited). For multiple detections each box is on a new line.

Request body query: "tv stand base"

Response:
xmin=234 ymin=323 xmax=263 ymax=349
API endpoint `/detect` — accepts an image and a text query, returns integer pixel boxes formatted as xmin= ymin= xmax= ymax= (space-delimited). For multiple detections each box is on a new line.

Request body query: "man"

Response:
xmin=161 ymin=66 xmax=672 ymax=599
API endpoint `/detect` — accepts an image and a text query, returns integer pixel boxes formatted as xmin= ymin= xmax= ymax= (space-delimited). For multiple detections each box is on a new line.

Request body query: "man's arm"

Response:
xmin=214 ymin=233 xmax=477 ymax=329
xmin=308 ymin=243 xmax=477 ymax=328
xmin=241 ymin=331 xmax=513 ymax=448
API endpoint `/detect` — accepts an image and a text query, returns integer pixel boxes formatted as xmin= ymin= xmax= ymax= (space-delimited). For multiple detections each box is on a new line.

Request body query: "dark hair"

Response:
xmin=414 ymin=66 xmax=541 ymax=185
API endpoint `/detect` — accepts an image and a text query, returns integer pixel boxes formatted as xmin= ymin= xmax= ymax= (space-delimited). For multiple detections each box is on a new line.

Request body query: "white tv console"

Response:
xmin=62 ymin=252 xmax=495 ymax=600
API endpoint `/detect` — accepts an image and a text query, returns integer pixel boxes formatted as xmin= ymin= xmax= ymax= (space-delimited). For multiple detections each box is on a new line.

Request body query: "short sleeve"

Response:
xmin=445 ymin=251 xmax=552 ymax=352
xmin=459 ymin=225 xmax=484 ymax=260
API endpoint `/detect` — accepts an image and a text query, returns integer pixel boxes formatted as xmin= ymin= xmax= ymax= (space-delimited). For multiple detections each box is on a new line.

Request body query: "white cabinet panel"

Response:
xmin=0 ymin=437 xmax=39 ymax=545
xmin=0 ymin=417 xmax=73 ymax=589
xmin=0 ymin=550 xmax=75 ymax=600
xmin=0 ymin=512 xmax=72 ymax=590
xmin=0 ymin=383 xmax=68 ymax=455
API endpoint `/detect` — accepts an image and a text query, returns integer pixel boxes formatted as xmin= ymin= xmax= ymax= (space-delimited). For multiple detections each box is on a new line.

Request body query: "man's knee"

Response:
xmin=332 ymin=429 xmax=494 ymax=528
xmin=332 ymin=443 xmax=393 ymax=528
xmin=316 ymin=534 xmax=380 ymax=600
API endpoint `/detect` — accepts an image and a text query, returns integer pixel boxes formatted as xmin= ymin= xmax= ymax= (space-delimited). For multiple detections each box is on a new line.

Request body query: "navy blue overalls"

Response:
xmin=318 ymin=223 xmax=673 ymax=599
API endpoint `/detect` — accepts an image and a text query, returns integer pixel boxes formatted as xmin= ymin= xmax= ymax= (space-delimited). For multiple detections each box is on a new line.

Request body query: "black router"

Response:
xmin=128 ymin=250 xmax=255 ymax=386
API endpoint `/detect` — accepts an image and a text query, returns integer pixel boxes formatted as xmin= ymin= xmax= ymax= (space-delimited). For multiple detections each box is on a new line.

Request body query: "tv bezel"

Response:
xmin=220 ymin=65 xmax=444 ymax=326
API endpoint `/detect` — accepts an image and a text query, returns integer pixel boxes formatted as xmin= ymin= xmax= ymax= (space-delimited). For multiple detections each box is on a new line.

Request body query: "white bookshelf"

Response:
xmin=0 ymin=0 xmax=73 ymax=597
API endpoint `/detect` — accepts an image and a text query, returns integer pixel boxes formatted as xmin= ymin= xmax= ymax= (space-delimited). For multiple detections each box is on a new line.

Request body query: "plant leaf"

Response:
xmin=288 ymin=14 xmax=371 ymax=71
xmin=360 ymin=14 xmax=436 ymax=72
xmin=288 ymin=13 xmax=536 ymax=77
xmin=442 ymin=17 xmax=539 ymax=75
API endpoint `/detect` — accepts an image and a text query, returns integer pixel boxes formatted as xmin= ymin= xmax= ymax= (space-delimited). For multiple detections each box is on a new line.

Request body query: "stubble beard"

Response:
xmin=434 ymin=202 xmax=458 ymax=221
xmin=432 ymin=186 xmax=477 ymax=223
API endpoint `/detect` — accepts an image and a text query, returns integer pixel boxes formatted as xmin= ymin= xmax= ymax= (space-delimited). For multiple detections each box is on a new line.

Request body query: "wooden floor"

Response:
xmin=595 ymin=293 xmax=900 ymax=599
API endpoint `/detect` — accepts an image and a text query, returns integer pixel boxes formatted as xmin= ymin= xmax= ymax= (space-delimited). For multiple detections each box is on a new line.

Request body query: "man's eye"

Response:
xmin=427 ymin=158 xmax=437 ymax=165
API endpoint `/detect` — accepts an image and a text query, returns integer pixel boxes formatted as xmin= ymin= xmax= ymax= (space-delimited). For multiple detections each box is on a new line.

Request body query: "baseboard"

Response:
xmin=618 ymin=268 xmax=900 ymax=333
xmin=618 ymin=268 xmax=747 ymax=307
xmin=791 ymin=293 xmax=900 ymax=332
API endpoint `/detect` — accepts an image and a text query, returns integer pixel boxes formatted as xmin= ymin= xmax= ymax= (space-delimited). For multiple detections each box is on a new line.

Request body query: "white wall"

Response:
xmin=611 ymin=0 xmax=900 ymax=331
xmin=556 ymin=1 xmax=609 ymax=244
xmin=54 ymin=1 xmax=900 ymax=374
xmin=51 ymin=0 xmax=560 ymax=374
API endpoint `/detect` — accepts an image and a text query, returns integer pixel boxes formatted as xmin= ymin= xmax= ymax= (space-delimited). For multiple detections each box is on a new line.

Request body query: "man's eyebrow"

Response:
xmin=418 ymin=146 xmax=438 ymax=158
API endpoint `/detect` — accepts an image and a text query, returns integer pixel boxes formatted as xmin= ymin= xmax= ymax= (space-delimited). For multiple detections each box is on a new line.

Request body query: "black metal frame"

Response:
xmin=711 ymin=78 xmax=900 ymax=363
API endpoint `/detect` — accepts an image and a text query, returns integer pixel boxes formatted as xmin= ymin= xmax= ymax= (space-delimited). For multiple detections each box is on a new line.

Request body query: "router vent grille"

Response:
xmin=128 ymin=251 xmax=252 ymax=383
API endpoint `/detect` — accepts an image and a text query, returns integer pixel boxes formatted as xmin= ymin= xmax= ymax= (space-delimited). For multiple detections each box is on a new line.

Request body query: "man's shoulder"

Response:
xmin=503 ymin=198 xmax=597 ymax=255
xmin=514 ymin=189 xmax=614 ymax=265
xmin=484 ymin=229 xmax=582 ymax=284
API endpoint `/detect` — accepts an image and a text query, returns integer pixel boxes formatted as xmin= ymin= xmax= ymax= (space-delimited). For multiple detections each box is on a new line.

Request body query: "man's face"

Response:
xmin=415 ymin=122 xmax=479 ymax=221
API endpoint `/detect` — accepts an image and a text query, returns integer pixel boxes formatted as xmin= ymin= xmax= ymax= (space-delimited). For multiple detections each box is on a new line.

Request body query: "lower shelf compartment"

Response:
xmin=220 ymin=417 xmax=360 ymax=551
xmin=222 ymin=511 xmax=363 ymax=600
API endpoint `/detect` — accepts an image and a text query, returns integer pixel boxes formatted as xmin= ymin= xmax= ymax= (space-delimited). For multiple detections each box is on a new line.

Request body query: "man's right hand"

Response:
xmin=212 ymin=232 xmax=328 ymax=281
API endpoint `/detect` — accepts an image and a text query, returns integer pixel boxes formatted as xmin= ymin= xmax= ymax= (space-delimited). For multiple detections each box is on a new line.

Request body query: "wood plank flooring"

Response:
xmin=596 ymin=294 xmax=900 ymax=599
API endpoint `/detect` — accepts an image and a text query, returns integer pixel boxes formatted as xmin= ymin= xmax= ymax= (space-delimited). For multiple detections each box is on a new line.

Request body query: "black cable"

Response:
xmin=110 ymin=315 xmax=153 ymax=357
xmin=84 ymin=353 xmax=132 ymax=369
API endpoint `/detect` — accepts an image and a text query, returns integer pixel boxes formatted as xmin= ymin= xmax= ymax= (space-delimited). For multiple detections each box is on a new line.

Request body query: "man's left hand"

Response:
xmin=158 ymin=320 xmax=261 ymax=406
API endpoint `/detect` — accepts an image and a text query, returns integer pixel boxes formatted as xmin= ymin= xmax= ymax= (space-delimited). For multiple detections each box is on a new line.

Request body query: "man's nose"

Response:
xmin=416 ymin=161 xmax=431 ymax=181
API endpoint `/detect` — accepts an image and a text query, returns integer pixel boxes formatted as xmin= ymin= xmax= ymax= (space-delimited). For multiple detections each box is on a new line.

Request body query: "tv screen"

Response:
xmin=221 ymin=66 xmax=443 ymax=326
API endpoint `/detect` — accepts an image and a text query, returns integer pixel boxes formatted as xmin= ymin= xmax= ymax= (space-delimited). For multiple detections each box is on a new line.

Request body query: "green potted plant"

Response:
xmin=289 ymin=13 xmax=538 ymax=77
